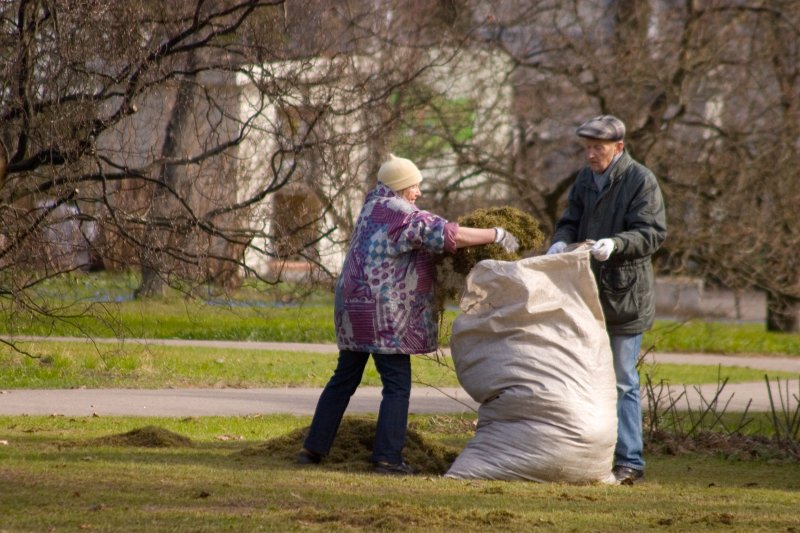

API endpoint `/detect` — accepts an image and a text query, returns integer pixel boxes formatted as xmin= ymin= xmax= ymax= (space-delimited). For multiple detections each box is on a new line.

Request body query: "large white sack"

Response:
xmin=445 ymin=248 xmax=617 ymax=484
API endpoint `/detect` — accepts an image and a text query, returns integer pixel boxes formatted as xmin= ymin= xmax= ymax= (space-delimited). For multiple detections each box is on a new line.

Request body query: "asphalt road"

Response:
xmin=1 ymin=338 xmax=798 ymax=417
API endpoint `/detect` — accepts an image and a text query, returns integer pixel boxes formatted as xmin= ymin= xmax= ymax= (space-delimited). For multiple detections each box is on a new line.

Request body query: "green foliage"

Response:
xmin=0 ymin=342 xmax=459 ymax=388
xmin=390 ymin=89 xmax=476 ymax=159
xmin=640 ymin=363 xmax=796 ymax=386
xmin=7 ymin=271 xmax=800 ymax=356
xmin=0 ymin=299 xmax=338 ymax=342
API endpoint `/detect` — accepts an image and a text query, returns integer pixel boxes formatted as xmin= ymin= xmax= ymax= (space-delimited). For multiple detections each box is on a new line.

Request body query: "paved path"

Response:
xmin=0 ymin=338 xmax=798 ymax=417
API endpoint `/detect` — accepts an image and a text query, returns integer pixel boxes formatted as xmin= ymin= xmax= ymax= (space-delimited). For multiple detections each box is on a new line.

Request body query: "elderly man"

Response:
xmin=547 ymin=115 xmax=667 ymax=483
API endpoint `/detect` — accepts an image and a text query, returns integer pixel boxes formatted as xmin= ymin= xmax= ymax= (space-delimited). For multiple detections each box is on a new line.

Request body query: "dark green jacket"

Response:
xmin=551 ymin=151 xmax=667 ymax=334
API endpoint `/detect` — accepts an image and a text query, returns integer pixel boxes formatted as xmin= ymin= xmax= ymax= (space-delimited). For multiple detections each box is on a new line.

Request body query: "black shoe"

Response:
xmin=374 ymin=461 xmax=415 ymax=476
xmin=613 ymin=465 xmax=644 ymax=484
xmin=297 ymin=449 xmax=322 ymax=465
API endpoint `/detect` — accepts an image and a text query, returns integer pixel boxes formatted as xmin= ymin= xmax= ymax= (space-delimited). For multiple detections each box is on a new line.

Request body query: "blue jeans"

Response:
xmin=302 ymin=350 xmax=411 ymax=464
xmin=610 ymin=333 xmax=644 ymax=471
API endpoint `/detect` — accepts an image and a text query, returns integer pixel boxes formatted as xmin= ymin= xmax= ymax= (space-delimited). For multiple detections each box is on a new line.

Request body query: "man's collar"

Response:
xmin=594 ymin=151 xmax=624 ymax=179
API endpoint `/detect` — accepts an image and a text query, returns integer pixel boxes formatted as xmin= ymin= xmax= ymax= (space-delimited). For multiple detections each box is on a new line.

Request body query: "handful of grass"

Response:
xmin=436 ymin=206 xmax=544 ymax=313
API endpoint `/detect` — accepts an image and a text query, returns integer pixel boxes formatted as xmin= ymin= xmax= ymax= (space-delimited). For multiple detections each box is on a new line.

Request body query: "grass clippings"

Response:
xmin=436 ymin=205 xmax=545 ymax=311
xmin=89 ymin=425 xmax=194 ymax=448
xmin=240 ymin=416 xmax=459 ymax=475
xmin=452 ymin=205 xmax=545 ymax=275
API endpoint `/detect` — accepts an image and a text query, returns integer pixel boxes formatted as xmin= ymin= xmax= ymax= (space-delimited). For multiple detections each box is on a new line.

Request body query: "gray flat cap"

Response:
xmin=576 ymin=115 xmax=626 ymax=141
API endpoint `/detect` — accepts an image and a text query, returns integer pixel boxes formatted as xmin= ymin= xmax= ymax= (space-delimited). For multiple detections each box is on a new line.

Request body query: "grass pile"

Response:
xmin=452 ymin=206 xmax=545 ymax=275
xmin=436 ymin=206 xmax=545 ymax=311
xmin=89 ymin=425 xmax=194 ymax=448
xmin=54 ymin=415 xmax=800 ymax=471
xmin=241 ymin=416 xmax=459 ymax=475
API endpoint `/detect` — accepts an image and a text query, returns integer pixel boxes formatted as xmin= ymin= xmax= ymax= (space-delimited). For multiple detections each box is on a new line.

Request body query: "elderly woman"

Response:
xmin=298 ymin=154 xmax=518 ymax=475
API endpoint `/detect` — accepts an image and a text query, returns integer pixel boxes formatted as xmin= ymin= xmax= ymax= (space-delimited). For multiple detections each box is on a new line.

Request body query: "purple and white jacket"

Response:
xmin=334 ymin=183 xmax=459 ymax=354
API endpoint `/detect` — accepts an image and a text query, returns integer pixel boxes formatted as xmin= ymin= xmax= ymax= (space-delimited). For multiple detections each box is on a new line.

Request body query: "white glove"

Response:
xmin=493 ymin=227 xmax=520 ymax=254
xmin=591 ymin=238 xmax=615 ymax=261
xmin=546 ymin=241 xmax=567 ymax=255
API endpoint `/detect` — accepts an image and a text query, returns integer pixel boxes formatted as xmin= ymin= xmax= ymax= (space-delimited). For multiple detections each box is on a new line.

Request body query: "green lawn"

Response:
xmin=1 ymin=414 xmax=798 ymax=532
xmin=1 ymin=274 xmax=799 ymax=531
xmin=4 ymin=272 xmax=800 ymax=356
xmin=647 ymin=320 xmax=800 ymax=356
xmin=1 ymin=340 xmax=795 ymax=390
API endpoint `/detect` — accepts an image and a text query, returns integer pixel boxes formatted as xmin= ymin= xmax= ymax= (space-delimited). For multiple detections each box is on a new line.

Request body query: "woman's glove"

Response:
xmin=493 ymin=227 xmax=520 ymax=253
xmin=590 ymin=238 xmax=615 ymax=261
xmin=546 ymin=241 xmax=567 ymax=255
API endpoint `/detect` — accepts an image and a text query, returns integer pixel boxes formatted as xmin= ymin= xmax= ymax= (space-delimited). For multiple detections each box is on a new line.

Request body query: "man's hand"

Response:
xmin=494 ymin=227 xmax=520 ymax=254
xmin=590 ymin=238 xmax=615 ymax=261
xmin=546 ymin=241 xmax=567 ymax=255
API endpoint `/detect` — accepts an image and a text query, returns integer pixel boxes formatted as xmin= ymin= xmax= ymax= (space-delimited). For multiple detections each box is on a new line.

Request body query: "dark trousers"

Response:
xmin=303 ymin=350 xmax=412 ymax=464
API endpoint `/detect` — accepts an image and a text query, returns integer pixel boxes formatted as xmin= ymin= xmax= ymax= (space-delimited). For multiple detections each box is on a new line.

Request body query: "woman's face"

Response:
xmin=400 ymin=183 xmax=421 ymax=204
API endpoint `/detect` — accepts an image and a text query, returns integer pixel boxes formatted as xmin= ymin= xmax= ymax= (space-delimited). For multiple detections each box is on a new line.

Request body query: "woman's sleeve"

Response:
xmin=443 ymin=222 xmax=458 ymax=253
xmin=391 ymin=210 xmax=455 ymax=255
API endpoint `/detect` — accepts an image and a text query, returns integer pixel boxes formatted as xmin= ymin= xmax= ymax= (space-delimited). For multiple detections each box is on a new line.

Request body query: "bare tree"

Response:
xmin=0 ymin=0 xmax=484 ymax=335
xmin=5 ymin=0 xmax=799 ymax=337
xmin=403 ymin=1 xmax=800 ymax=331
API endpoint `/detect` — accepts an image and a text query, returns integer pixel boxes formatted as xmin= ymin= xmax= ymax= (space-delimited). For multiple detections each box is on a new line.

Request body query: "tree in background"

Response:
xmin=405 ymin=1 xmax=800 ymax=332
xmin=0 ymin=0 xmax=475 ymax=318
xmin=2 ymin=0 xmax=799 ymax=334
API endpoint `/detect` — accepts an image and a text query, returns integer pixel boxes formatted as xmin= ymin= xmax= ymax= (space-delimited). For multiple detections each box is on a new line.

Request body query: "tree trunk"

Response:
xmin=135 ymin=267 xmax=166 ymax=298
xmin=766 ymin=292 xmax=800 ymax=333
xmin=135 ymin=57 xmax=197 ymax=298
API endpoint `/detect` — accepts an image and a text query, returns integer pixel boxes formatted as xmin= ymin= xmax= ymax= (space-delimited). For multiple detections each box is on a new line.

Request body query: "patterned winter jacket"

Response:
xmin=334 ymin=183 xmax=459 ymax=354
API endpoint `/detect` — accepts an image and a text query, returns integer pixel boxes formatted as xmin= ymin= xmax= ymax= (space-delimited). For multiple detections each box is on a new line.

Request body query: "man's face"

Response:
xmin=584 ymin=138 xmax=624 ymax=174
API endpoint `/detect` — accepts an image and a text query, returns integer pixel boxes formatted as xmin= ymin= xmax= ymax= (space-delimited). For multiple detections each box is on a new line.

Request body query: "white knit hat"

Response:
xmin=377 ymin=154 xmax=423 ymax=192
